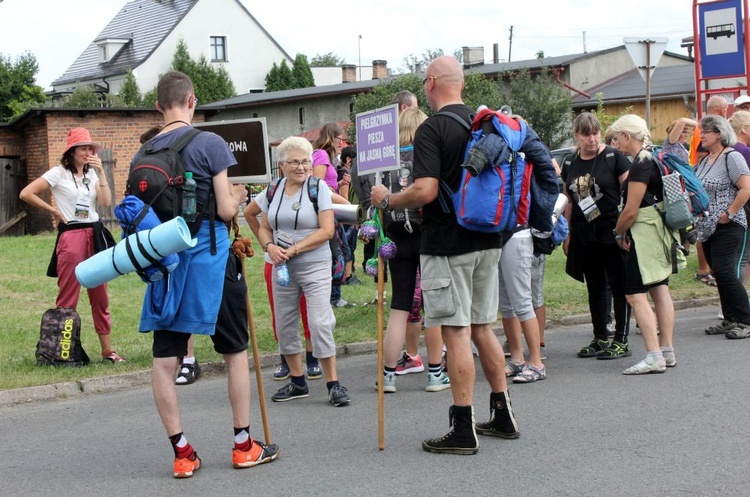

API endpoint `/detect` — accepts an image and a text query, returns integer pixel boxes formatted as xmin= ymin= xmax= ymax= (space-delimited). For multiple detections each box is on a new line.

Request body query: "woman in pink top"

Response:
xmin=312 ymin=123 xmax=349 ymax=193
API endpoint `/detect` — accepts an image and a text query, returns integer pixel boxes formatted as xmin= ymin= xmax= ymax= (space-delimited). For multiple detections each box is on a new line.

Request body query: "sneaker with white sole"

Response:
xmin=381 ymin=372 xmax=396 ymax=393
xmin=623 ymin=355 xmax=667 ymax=375
xmin=426 ymin=371 xmax=451 ymax=392
xmin=395 ymin=352 xmax=424 ymax=375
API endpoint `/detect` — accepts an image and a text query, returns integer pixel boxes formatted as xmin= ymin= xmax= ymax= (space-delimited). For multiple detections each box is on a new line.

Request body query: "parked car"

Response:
xmin=549 ymin=146 xmax=575 ymax=193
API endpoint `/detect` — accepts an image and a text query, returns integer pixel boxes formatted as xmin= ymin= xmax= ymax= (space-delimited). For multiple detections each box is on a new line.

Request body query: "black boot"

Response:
xmin=476 ymin=390 xmax=520 ymax=439
xmin=422 ymin=405 xmax=479 ymax=455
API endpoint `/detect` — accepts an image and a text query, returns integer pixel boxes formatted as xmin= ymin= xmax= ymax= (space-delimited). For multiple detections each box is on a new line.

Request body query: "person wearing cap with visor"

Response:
xmin=20 ymin=127 xmax=124 ymax=362
xmin=735 ymin=95 xmax=750 ymax=112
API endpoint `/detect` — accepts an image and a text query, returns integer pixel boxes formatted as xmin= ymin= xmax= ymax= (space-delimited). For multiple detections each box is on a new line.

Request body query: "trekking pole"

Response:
xmin=235 ymin=216 xmax=272 ymax=444
xmin=376 ymin=209 xmax=385 ymax=450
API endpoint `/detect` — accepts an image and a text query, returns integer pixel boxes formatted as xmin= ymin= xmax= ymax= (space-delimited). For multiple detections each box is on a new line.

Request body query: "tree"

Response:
xmin=62 ymin=84 xmax=101 ymax=108
xmin=119 ymin=69 xmax=142 ymax=107
xmin=291 ymin=54 xmax=315 ymax=88
xmin=349 ymin=71 xmax=501 ymax=142
xmin=402 ymin=48 xmax=447 ymax=73
xmin=0 ymin=52 xmax=47 ymax=121
xmin=169 ymin=39 xmax=235 ymax=103
xmin=310 ymin=52 xmax=345 ymax=67
xmin=500 ymin=68 xmax=572 ymax=150
xmin=265 ymin=60 xmax=294 ymax=92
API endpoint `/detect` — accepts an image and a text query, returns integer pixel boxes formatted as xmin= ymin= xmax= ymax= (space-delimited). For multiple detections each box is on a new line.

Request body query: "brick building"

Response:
xmin=0 ymin=108 xmax=204 ymax=235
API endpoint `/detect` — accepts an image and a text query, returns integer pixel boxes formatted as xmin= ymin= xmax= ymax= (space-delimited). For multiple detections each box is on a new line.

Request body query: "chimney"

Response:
xmin=462 ymin=46 xmax=485 ymax=68
xmin=342 ymin=64 xmax=356 ymax=83
xmin=372 ymin=60 xmax=387 ymax=80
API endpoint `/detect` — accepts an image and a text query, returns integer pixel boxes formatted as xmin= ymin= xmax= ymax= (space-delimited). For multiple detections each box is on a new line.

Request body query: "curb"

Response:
xmin=0 ymin=297 xmax=720 ymax=408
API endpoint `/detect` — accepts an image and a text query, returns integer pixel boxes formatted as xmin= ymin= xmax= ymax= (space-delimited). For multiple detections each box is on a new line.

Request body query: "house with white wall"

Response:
xmin=50 ymin=0 xmax=293 ymax=98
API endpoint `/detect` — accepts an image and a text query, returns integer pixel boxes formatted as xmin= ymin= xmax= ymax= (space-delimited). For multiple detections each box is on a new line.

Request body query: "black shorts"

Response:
xmin=152 ymin=251 xmax=249 ymax=358
xmin=622 ymin=242 xmax=668 ymax=295
xmin=387 ymin=231 xmax=421 ymax=311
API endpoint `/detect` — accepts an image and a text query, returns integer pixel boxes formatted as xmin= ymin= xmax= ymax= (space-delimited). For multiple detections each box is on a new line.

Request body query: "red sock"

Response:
xmin=169 ymin=433 xmax=196 ymax=461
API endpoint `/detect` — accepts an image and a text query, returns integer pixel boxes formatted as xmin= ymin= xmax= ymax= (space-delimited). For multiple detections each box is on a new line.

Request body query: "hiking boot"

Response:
xmin=232 ymin=439 xmax=279 ymax=469
xmin=512 ymin=364 xmax=547 ymax=383
xmin=173 ymin=454 xmax=201 ymax=478
xmin=328 ymin=384 xmax=351 ymax=406
xmin=705 ymin=320 xmax=738 ymax=335
xmin=273 ymin=362 xmax=290 ymax=381
xmin=577 ymin=338 xmax=609 ymax=358
xmin=102 ymin=350 xmax=126 ymax=363
xmin=307 ymin=362 xmax=323 ymax=380
xmin=175 ymin=361 xmax=201 ymax=385
xmin=395 ymin=352 xmax=424 ymax=375
xmin=596 ymin=340 xmax=632 ymax=360
xmin=380 ymin=372 xmax=396 ymax=393
xmin=623 ymin=355 xmax=667 ymax=375
xmin=475 ymin=391 xmax=521 ymax=439
xmin=271 ymin=382 xmax=309 ymax=402
xmin=422 ymin=405 xmax=479 ymax=455
xmin=425 ymin=371 xmax=451 ymax=392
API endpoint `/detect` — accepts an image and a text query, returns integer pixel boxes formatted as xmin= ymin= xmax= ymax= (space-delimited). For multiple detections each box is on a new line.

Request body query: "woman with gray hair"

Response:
xmin=257 ymin=136 xmax=351 ymax=406
xmin=696 ymin=115 xmax=750 ymax=338
xmin=611 ymin=114 xmax=681 ymax=374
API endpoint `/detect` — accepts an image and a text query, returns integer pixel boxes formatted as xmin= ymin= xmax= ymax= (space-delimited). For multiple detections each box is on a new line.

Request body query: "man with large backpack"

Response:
xmin=370 ymin=56 xmax=521 ymax=455
xmin=134 ymin=71 xmax=277 ymax=478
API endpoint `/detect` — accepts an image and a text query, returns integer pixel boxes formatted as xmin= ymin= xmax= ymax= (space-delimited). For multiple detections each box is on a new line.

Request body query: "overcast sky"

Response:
xmin=1 ymin=0 xmax=696 ymax=91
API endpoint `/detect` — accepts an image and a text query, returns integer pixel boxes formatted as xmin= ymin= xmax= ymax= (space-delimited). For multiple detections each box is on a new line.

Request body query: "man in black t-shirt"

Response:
xmin=371 ymin=56 xmax=519 ymax=455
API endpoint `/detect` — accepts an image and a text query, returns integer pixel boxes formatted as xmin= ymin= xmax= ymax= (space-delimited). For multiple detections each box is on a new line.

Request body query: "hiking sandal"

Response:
xmin=696 ymin=272 xmax=717 ymax=287
xmin=726 ymin=324 xmax=750 ymax=339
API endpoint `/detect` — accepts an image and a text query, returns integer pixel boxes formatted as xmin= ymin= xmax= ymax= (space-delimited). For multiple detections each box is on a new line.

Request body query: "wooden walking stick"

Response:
xmin=376 ymin=210 xmax=385 ymax=450
xmin=232 ymin=216 xmax=272 ymax=444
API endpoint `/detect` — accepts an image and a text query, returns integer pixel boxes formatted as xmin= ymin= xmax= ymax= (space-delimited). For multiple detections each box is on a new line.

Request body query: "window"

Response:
xmin=298 ymin=108 xmax=305 ymax=126
xmin=210 ymin=36 xmax=227 ymax=62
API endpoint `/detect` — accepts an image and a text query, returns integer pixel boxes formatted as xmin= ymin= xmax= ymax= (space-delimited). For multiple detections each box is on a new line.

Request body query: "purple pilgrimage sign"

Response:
xmin=355 ymin=104 xmax=400 ymax=175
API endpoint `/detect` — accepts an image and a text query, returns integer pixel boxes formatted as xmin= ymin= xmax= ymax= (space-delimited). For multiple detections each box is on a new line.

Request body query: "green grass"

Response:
xmin=0 ymin=233 xmax=720 ymax=391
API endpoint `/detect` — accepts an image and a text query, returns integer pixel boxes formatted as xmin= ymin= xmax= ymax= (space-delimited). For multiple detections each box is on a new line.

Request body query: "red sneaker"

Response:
xmin=173 ymin=454 xmax=201 ymax=478
xmin=394 ymin=353 xmax=424 ymax=376
xmin=233 ymin=439 xmax=280 ymax=469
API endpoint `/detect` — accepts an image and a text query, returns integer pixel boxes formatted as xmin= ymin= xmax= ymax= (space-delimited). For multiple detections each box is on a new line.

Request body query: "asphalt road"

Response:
xmin=2 ymin=304 xmax=749 ymax=497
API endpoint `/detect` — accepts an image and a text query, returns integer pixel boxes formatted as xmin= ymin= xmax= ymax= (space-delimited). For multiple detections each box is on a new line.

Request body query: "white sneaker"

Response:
xmin=425 ymin=371 xmax=451 ymax=392
xmin=623 ymin=356 xmax=667 ymax=375
xmin=381 ymin=372 xmax=396 ymax=393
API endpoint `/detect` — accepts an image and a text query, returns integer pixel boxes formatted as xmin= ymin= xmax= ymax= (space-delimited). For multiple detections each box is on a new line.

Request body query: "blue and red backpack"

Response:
xmin=438 ymin=108 xmax=533 ymax=234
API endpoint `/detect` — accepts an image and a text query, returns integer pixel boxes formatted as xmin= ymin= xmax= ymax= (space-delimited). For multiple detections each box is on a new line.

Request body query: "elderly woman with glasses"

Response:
xmin=695 ymin=115 xmax=750 ymax=338
xmin=258 ymin=136 xmax=351 ymax=407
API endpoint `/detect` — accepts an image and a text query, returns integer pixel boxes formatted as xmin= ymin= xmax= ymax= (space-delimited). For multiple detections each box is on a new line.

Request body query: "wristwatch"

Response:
xmin=726 ymin=210 xmax=737 ymax=221
xmin=380 ymin=193 xmax=391 ymax=209
xmin=612 ymin=229 xmax=625 ymax=240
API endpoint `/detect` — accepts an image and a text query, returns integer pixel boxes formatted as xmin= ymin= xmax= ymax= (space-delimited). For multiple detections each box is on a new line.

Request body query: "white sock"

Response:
xmin=234 ymin=429 xmax=249 ymax=445
xmin=182 ymin=356 xmax=196 ymax=365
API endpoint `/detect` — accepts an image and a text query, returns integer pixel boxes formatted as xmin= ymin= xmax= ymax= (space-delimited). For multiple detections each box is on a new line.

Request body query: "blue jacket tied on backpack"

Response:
xmin=439 ymin=109 xmax=559 ymax=234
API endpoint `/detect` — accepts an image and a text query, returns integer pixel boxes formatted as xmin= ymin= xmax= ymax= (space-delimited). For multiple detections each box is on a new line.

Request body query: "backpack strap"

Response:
xmin=266 ymin=178 xmax=280 ymax=209
xmin=434 ymin=111 xmax=472 ymax=213
xmin=307 ymin=176 xmax=320 ymax=214
xmin=435 ymin=111 xmax=472 ymax=131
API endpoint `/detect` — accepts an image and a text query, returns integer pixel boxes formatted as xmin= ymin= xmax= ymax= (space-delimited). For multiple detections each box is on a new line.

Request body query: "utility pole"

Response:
xmin=508 ymin=25 xmax=514 ymax=62
xmin=358 ymin=34 xmax=362 ymax=81
xmin=583 ymin=31 xmax=587 ymax=53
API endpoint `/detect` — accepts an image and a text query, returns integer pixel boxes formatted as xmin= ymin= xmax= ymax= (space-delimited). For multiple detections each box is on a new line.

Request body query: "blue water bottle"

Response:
xmin=181 ymin=171 xmax=197 ymax=222
xmin=276 ymin=262 xmax=291 ymax=286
